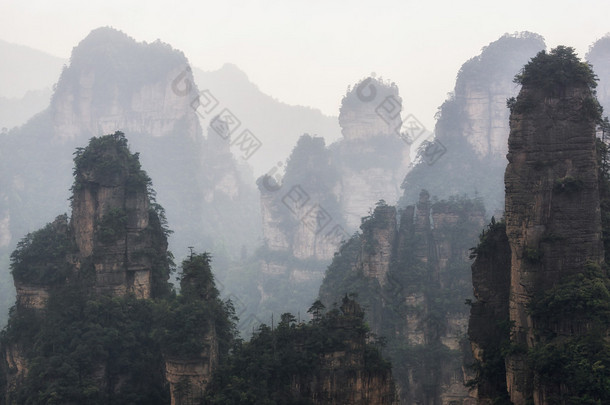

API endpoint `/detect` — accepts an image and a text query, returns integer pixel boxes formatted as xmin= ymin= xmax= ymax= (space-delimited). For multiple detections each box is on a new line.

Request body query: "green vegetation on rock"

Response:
xmin=72 ymin=131 xmax=151 ymax=192
xmin=203 ymin=296 xmax=393 ymax=404
xmin=527 ymin=262 xmax=610 ymax=402
xmin=10 ymin=215 xmax=75 ymax=285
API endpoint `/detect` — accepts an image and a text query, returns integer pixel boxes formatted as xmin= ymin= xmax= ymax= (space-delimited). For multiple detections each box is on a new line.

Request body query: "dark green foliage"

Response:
xmin=146 ymin=206 xmax=175 ymax=299
xmin=360 ymin=200 xmax=392 ymax=233
xmin=515 ymin=46 xmax=598 ymax=93
xmin=360 ymin=200 xmax=393 ymax=255
xmin=524 ymin=246 xmax=542 ymax=264
xmin=4 ymin=291 xmax=170 ymax=405
xmin=97 ymin=208 xmax=127 ymax=244
xmin=528 ymin=334 xmax=610 ymax=404
xmin=10 ymin=215 xmax=75 ymax=285
xmin=156 ymin=253 xmax=237 ymax=359
xmin=72 ymin=131 xmax=151 ymax=192
xmin=527 ymin=263 xmax=610 ymax=401
xmin=553 ymin=177 xmax=584 ymax=194
xmin=180 ymin=253 xmax=218 ymax=301
xmin=466 ymin=319 xmax=513 ymax=405
xmin=466 ymin=217 xmax=512 ymax=404
xmin=529 ymin=263 xmax=610 ymax=331
xmin=469 ymin=217 xmax=506 ymax=260
xmin=0 ymin=30 xmax=202 ymax=329
xmin=318 ymin=234 xmax=367 ymax=305
xmin=1 ymin=252 xmax=237 ymax=404
xmin=203 ymin=297 xmax=393 ymax=404
xmin=510 ymin=46 xmax=603 ymax=123
xmin=1 ymin=133 xmax=237 ymax=403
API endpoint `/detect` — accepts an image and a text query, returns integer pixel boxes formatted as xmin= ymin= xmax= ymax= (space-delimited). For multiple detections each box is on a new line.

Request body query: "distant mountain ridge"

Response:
xmin=0 ymin=39 xmax=65 ymax=99
xmin=193 ymin=64 xmax=340 ymax=176
xmin=0 ymin=40 xmax=66 ymax=130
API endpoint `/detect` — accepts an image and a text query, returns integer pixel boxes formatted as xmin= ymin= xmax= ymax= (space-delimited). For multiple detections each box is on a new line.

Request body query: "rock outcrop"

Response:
xmin=51 ymin=34 xmax=199 ymax=142
xmin=336 ymin=77 xmax=411 ymax=230
xmin=247 ymin=134 xmax=345 ymax=324
xmin=504 ymin=47 xmax=604 ymax=405
xmin=319 ymin=193 xmax=485 ymax=404
xmin=162 ymin=252 xmax=222 ymax=405
xmin=357 ymin=204 xmax=396 ymax=285
xmin=0 ymin=27 xmax=262 ymax=329
xmin=70 ymin=132 xmax=167 ymax=298
xmin=292 ymin=299 xmax=396 ymax=404
xmin=1 ymin=134 xmax=233 ymax=404
xmin=469 ymin=46 xmax=609 ymax=405
xmin=251 ymin=78 xmax=412 ymax=331
xmin=467 ymin=220 xmax=512 ymax=404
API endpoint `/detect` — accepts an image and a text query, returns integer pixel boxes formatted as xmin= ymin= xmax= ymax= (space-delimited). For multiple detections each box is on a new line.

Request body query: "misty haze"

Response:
xmin=2 ymin=2 xmax=610 ymax=404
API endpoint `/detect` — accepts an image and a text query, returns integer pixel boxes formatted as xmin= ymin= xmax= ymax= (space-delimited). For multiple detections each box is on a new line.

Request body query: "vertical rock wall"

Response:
xmin=504 ymin=83 xmax=604 ymax=404
xmin=70 ymin=135 xmax=155 ymax=298
xmin=320 ymin=191 xmax=485 ymax=404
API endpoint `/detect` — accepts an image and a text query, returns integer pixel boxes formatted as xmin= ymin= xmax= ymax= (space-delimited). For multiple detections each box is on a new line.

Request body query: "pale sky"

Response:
xmin=1 ymin=0 xmax=610 ymax=130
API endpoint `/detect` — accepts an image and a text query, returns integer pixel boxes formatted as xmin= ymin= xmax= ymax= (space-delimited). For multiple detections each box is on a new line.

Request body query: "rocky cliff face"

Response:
xmin=336 ymin=77 xmax=411 ymax=230
xmin=70 ymin=132 xmax=167 ymax=298
xmin=357 ymin=204 xmax=397 ymax=285
xmin=504 ymin=49 xmax=604 ymax=405
xmin=393 ymin=193 xmax=484 ymax=405
xmin=6 ymin=132 xmax=170 ymax=307
xmin=1 ymin=134 xmax=233 ymax=404
xmin=454 ymin=32 xmax=546 ymax=160
xmin=52 ymin=67 xmax=199 ymax=143
xmin=319 ymin=192 xmax=485 ymax=404
xmin=0 ymin=28 xmax=261 ymax=328
xmin=469 ymin=46 xmax=609 ymax=405
xmin=467 ymin=220 xmax=512 ymax=404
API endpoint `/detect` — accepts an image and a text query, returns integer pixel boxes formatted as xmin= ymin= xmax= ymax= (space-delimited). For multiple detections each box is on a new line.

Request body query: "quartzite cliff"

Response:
xmin=0 ymin=133 xmax=227 ymax=404
xmin=469 ymin=46 xmax=610 ymax=404
xmin=319 ymin=193 xmax=485 ymax=404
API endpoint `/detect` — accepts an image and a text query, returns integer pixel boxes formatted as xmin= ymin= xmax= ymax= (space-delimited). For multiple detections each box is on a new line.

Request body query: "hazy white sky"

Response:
xmin=2 ymin=0 xmax=610 ymax=130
